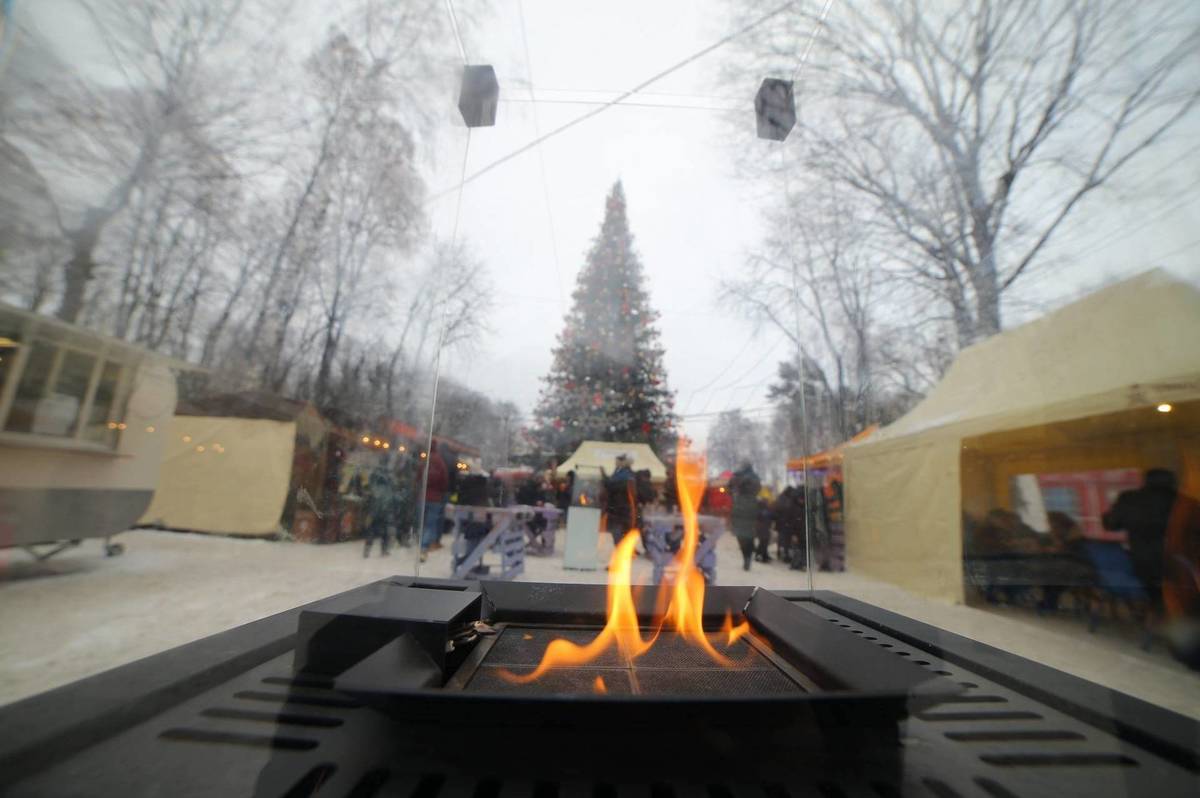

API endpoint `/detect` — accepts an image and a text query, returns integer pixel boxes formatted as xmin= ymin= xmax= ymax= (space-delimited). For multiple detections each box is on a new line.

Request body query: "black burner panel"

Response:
xmin=0 ymin=578 xmax=1196 ymax=797
xmin=463 ymin=626 xmax=806 ymax=697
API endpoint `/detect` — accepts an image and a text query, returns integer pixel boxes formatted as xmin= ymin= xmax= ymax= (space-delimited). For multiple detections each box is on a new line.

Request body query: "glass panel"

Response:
xmin=79 ymin=361 xmax=123 ymax=446
xmin=2 ymin=2 xmax=1199 ymax=784
xmin=0 ymin=329 xmax=20 ymax=416
xmin=4 ymin=340 xmax=57 ymax=434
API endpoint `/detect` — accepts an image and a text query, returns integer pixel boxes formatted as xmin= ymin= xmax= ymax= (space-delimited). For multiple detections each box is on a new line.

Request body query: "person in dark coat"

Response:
xmin=556 ymin=470 xmax=575 ymax=514
xmin=1103 ymin=468 xmax=1179 ymax=611
xmin=605 ymin=455 xmax=639 ymax=545
xmin=773 ymin=486 xmax=806 ymax=567
xmin=754 ymin=490 xmax=774 ymax=563
xmin=729 ymin=463 xmax=761 ymax=571
xmin=516 ymin=473 xmax=543 ymax=506
xmin=362 ymin=462 xmax=395 ymax=558
xmin=418 ymin=442 xmax=450 ymax=561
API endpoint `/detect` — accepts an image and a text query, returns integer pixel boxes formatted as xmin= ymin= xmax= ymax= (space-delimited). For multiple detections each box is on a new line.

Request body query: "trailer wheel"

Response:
xmin=105 ymin=542 xmax=125 ymax=557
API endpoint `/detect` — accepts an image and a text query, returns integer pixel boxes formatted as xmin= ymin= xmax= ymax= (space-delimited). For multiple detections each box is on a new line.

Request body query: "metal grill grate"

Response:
xmin=464 ymin=626 xmax=804 ymax=696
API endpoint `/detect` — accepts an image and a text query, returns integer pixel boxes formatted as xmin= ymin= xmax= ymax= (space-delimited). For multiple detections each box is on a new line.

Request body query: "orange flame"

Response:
xmin=503 ymin=530 xmax=654 ymax=683
xmin=663 ymin=445 xmax=732 ymax=665
xmin=720 ymin=608 xmax=751 ymax=647
xmin=503 ymin=439 xmax=749 ymax=685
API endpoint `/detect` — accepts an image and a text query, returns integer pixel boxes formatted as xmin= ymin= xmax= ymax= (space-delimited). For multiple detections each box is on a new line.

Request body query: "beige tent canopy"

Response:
xmin=557 ymin=440 xmax=667 ymax=480
xmin=844 ymin=270 xmax=1200 ymax=602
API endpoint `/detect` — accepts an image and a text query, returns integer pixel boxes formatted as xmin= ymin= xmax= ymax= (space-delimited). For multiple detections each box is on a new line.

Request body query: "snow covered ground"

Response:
xmin=1 ymin=527 xmax=1198 ymax=718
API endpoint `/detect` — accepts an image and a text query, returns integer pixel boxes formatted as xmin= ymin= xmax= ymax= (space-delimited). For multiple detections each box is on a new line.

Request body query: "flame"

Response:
xmin=503 ymin=439 xmax=749 ymax=685
xmin=503 ymin=530 xmax=654 ymax=683
xmin=720 ymin=608 xmax=751 ymax=647
xmin=662 ymin=445 xmax=732 ymax=665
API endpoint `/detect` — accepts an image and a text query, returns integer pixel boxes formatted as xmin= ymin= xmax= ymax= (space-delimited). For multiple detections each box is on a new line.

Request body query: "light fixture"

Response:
xmin=183 ymin=435 xmax=192 ymax=443
xmin=361 ymin=435 xmax=370 ymax=444
xmin=145 ymin=426 xmax=156 ymax=433
xmin=458 ymin=65 xmax=499 ymax=127
xmin=1157 ymin=403 xmax=1173 ymax=413
xmin=383 ymin=442 xmax=390 ymax=450
xmin=196 ymin=445 xmax=205 ymax=453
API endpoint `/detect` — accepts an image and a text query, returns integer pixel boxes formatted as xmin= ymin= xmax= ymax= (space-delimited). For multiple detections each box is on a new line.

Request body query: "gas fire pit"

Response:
xmin=2 ymin=577 xmax=1198 ymax=797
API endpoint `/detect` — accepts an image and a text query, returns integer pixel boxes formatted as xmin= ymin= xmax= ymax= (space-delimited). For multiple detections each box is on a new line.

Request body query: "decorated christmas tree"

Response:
xmin=534 ymin=182 xmax=677 ymax=458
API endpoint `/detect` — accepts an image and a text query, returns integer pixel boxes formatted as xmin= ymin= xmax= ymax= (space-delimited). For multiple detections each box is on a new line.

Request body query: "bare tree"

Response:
xmin=730 ymin=0 xmax=1200 ymax=344
xmin=721 ymin=186 xmax=887 ymax=447
xmin=382 ymin=240 xmax=494 ymax=420
xmin=310 ymin=68 xmax=423 ymax=404
xmin=2 ymin=0 xmax=265 ymax=323
xmin=707 ymin=409 xmax=770 ymax=477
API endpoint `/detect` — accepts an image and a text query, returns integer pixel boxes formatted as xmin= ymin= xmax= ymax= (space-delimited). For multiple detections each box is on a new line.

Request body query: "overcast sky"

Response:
xmin=420 ymin=0 xmax=1200 ymax=447
xmin=19 ymin=0 xmax=1200 ymax=447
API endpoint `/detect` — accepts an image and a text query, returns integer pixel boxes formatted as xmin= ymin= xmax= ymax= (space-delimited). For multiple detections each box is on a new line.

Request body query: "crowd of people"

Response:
xmin=726 ymin=462 xmax=841 ymax=572
xmin=965 ymin=468 xmax=1200 ymax=626
xmin=347 ymin=446 xmax=846 ymax=579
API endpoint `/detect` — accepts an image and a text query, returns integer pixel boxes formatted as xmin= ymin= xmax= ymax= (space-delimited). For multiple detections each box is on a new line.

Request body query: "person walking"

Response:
xmin=419 ymin=442 xmax=450 ymax=563
xmin=729 ymin=462 xmax=761 ymax=572
xmin=362 ymin=461 xmax=395 ymax=558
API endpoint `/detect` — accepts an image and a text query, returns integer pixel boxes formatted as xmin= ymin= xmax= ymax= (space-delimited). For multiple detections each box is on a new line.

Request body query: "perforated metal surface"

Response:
xmin=5 ymin=593 xmax=1197 ymax=797
xmin=465 ymin=626 xmax=803 ymax=697
xmin=468 ymin=666 xmax=636 ymax=695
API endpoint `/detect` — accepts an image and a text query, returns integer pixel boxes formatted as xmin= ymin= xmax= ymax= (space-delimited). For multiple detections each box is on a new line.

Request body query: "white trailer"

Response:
xmin=0 ymin=304 xmax=179 ymax=559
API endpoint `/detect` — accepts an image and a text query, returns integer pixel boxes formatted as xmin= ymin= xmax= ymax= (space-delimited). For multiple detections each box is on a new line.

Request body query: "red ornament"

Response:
xmin=553 ymin=418 xmax=564 ymax=431
xmin=592 ymin=392 xmax=603 ymax=407
xmin=641 ymin=422 xmax=651 ymax=434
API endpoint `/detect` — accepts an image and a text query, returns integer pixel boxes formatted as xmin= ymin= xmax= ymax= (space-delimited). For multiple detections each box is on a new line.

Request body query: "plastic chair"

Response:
xmin=1079 ymin=541 xmax=1152 ymax=647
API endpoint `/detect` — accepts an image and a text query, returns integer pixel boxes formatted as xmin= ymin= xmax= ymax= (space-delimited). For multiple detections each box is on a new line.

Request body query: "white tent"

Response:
xmin=557 ymin=440 xmax=667 ymax=480
xmin=844 ymin=270 xmax=1200 ymax=602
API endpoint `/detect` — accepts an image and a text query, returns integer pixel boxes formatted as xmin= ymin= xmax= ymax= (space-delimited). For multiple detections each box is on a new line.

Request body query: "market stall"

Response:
xmin=139 ymin=392 xmax=329 ymax=538
xmin=556 ymin=440 xmax=667 ymax=481
xmin=844 ymin=270 xmax=1200 ymax=602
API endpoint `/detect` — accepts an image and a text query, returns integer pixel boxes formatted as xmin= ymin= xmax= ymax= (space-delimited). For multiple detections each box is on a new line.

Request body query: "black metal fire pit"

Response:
xmin=0 ymin=578 xmax=1196 ymax=797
